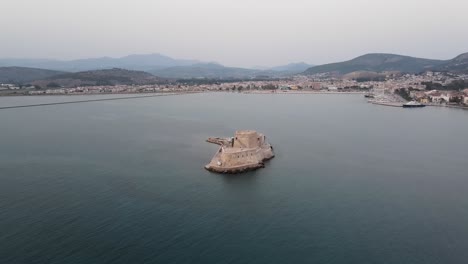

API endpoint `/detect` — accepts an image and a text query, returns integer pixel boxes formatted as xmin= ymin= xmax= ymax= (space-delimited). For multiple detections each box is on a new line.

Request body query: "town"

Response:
xmin=1 ymin=71 xmax=468 ymax=108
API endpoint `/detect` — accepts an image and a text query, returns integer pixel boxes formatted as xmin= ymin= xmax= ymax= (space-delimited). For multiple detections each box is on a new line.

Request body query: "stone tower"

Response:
xmin=233 ymin=130 xmax=261 ymax=149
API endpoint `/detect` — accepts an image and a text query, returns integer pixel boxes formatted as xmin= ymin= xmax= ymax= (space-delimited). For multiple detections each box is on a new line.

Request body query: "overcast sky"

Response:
xmin=1 ymin=0 xmax=468 ymax=67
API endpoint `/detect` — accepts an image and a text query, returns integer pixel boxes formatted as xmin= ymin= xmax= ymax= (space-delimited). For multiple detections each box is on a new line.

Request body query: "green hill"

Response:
xmin=434 ymin=53 xmax=468 ymax=73
xmin=0 ymin=67 xmax=65 ymax=84
xmin=304 ymin=53 xmax=445 ymax=75
xmin=31 ymin=68 xmax=166 ymax=88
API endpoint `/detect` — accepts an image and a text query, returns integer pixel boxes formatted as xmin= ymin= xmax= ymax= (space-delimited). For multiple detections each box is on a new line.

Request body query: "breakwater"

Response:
xmin=0 ymin=92 xmax=200 ymax=110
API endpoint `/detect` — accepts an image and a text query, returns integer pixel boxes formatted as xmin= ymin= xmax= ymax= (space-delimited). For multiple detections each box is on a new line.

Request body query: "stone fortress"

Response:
xmin=205 ymin=130 xmax=275 ymax=173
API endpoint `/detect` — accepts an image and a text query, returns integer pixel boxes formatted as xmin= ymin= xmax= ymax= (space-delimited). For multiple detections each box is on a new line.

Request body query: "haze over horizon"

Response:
xmin=2 ymin=0 xmax=468 ymax=68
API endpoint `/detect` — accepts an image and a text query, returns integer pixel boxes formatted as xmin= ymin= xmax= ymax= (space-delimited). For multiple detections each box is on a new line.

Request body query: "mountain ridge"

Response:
xmin=0 ymin=54 xmax=308 ymax=79
xmin=303 ymin=52 xmax=468 ymax=75
xmin=2 ymin=52 xmax=467 ymax=83
xmin=0 ymin=54 xmax=200 ymax=72
xmin=433 ymin=52 xmax=468 ymax=73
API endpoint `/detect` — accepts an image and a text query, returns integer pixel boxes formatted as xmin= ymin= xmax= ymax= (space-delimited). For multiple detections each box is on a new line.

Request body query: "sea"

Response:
xmin=1 ymin=93 xmax=468 ymax=264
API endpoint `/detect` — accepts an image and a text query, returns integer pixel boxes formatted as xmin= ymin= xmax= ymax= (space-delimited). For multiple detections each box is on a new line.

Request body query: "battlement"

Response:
xmin=233 ymin=130 xmax=265 ymax=149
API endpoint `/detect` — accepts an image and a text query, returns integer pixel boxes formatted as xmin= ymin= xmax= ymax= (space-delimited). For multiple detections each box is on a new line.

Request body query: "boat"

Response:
xmin=364 ymin=93 xmax=375 ymax=98
xmin=403 ymin=101 xmax=426 ymax=108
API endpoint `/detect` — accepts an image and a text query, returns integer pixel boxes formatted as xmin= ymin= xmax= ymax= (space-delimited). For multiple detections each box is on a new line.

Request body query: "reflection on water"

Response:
xmin=1 ymin=93 xmax=468 ymax=264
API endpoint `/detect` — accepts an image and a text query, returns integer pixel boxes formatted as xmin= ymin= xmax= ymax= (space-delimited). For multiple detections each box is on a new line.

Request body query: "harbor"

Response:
xmin=367 ymin=93 xmax=429 ymax=108
xmin=367 ymin=90 xmax=413 ymax=108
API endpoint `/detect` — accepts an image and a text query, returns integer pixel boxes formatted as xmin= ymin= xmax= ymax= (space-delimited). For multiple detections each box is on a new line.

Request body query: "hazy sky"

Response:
xmin=1 ymin=0 xmax=468 ymax=67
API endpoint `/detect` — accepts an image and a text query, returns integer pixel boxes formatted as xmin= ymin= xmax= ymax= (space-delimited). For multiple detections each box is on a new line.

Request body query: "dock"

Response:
xmin=369 ymin=101 xmax=403 ymax=107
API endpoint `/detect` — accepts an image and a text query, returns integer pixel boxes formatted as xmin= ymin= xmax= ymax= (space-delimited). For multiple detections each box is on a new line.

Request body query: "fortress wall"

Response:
xmin=233 ymin=131 xmax=260 ymax=149
xmin=220 ymin=149 xmax=264 ymax=167
xmin=258 ymin=134 xmax=266 ymax=145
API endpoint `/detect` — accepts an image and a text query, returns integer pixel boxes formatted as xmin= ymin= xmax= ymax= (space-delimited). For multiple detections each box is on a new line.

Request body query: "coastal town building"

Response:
xmin=427 ymin=90 xmax=449 ymax=103
xmin=1 ymin=70 xmax=465 ymax=109
xmin=410 ymin=91 xmax=430 ymax=103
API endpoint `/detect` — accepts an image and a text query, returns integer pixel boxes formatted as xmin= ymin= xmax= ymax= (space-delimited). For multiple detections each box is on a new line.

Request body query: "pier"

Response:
xmin=369 ymin=101 xmax=403 ymax=107
xmin=0 ymin=92 xmax=200 ymax=110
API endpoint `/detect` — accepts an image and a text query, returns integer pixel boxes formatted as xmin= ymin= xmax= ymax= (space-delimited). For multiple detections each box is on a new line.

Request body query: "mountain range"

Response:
xmin=1 ymin=52 xmax=467 ymax=86
xmin=0 ymin=54 xmax=313 ymax=79
xmin=0 ymin=54 xmax=199 ymax=72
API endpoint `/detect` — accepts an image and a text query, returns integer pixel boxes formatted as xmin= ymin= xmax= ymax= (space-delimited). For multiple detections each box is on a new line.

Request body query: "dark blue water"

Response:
xmin=1 ymin=93 xmax=468 ymax=263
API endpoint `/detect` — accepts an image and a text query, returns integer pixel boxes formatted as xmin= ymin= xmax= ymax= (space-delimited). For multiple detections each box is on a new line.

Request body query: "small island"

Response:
xmin=205 ymin=130 xmax=275 ymax=174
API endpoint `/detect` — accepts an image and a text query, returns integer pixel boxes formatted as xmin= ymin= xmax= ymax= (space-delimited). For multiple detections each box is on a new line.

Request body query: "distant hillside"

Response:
xmin=269 ymin=62 xmax=314 ymax=73
xmin=434 ymin=53 xmax=468 ymax=73
xmin=342 ymin=71 xmax=388 ymax=81
xmin=0 ymin=54 xmax=200 ymax=72
xmin=0 ymin=67 xmax=65 ymax=84
xmin=149 ymin=62 xmax=308 ymax=79
xmin=31 ymin=68 xmax=165 ymax=88
xmin=150 ymin=63 xmax=262 ymax=79
xmin=304 ymin=53 xmax=445 ymax=75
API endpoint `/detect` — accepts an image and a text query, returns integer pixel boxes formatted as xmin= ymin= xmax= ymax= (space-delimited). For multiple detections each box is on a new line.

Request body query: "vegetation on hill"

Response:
xmin=304 ymin=53 xmax=444 ymax=75
xmin=433 ymin=53 xmax=468 ymax=73
xmin=343 ymin=71 xmax=388 ymax=82
xmin=394 ymin=88 xmax=412 ymax=101
xmin=422 ymin=80 xmax=468 ymax=91
xmin=31 ymin=68 xmax=167 ymax=88
xmin=303 ymin=53 xmax=468 ymax=75
xmin=0 ymin=67 xmax=65 ymax=84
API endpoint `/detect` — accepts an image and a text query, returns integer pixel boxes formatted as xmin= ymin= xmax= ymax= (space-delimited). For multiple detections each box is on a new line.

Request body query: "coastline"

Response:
xmin=244 ymin=90 xmax=366 ymax=95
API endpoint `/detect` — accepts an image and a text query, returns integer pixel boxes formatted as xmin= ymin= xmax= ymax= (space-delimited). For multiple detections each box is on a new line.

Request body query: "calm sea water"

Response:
xmin=1 ymin=93 xmax=468 ymax=264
